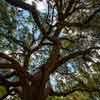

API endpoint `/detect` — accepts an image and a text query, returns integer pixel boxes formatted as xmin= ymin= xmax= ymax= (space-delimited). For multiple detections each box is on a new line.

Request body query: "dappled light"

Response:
xmin=0 ymin=0 xmax=100 ymax=100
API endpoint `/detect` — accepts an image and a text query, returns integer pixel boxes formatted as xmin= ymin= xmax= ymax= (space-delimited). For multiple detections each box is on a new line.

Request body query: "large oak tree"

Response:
xmin=0 ymin=0 xmax=100 ymax=100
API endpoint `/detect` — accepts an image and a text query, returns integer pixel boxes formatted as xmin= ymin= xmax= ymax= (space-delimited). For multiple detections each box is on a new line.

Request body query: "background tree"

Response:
xmin=0 ymin=0 xmax=100 ymax=100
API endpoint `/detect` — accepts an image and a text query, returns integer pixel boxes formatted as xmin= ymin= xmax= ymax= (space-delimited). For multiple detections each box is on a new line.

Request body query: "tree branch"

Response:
xmin=84 ymin=8 xmax=100 ymax=24
xmin=45 ymin=38 xmax=61 ymax=73
xmin=49 ymin=87 xmax=100 ymax=96
xmin=0 ymin=73 xmax=20 ymax=87
xmin=64 ymin=0 xmax=75 ymax=19
xmin=0 ymin=63 xmax=16 ymax=69
xmin=0 ymin=52 xmax=19 ymax=64
xmin=63 ymin=21 xmax=100 ymax=30
xmin=50 ymin=47 xmax=100 ymax=73
xmin=4 ymin=71 xmax=17 ymax=78
xmin=5 ymin=0 xmax=47 ymax=36
xmin=0 ymin=53 xmax=30 ymax=88
xmin=31 ymin=37 xmax=44 ymax=54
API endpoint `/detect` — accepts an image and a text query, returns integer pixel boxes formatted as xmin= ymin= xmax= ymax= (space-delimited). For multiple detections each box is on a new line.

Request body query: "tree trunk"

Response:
xmin=20 ymin=73 xmax=49 ymax=100
xmin=21 ymin=84 xmax=48 ymax=100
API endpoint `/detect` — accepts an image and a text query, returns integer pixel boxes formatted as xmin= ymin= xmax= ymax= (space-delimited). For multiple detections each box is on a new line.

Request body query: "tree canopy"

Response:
xmin=0 ymin=0 xmax=100 ymax=100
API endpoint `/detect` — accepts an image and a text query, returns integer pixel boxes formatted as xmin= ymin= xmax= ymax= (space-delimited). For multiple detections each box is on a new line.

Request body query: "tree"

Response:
xmin=0 ymin=0 xmax=100 ymax=100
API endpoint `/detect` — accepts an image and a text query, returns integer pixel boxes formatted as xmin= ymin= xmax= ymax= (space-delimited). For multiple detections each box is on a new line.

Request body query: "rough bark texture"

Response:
xmin=21 ymin=76 xmax=48 ymax=100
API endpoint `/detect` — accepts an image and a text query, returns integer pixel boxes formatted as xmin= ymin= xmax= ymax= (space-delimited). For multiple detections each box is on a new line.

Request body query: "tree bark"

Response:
xmin=20 ymin=81 xmax=48 ymax=100
xmin=19 ymin=67 xmax=49 ymax=100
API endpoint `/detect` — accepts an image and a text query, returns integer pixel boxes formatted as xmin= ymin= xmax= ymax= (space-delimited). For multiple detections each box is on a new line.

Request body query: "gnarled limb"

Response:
xmin=50 ymin=47 xmax=100 ymax=73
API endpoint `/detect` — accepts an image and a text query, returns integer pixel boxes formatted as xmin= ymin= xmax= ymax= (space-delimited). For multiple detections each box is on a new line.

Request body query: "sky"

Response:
xmin=25 ymin=0 xmax=48 ymax=12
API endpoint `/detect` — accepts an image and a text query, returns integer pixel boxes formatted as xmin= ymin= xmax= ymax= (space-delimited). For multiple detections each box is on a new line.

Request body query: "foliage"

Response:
xmin=0 ymin=0 xmax=100 ymax=100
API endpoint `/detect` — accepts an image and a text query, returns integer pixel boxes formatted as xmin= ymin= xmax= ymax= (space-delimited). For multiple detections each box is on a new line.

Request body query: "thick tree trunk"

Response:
xmin=20 ymin=72 xmax=49 ymax=100
xmin=21 ymin=84 xmax=48 ymax=100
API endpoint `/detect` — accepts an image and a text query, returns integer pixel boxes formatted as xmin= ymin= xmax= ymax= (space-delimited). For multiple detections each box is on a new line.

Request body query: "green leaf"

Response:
xmin=0 ymin=86 xmax=7 ymax=98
